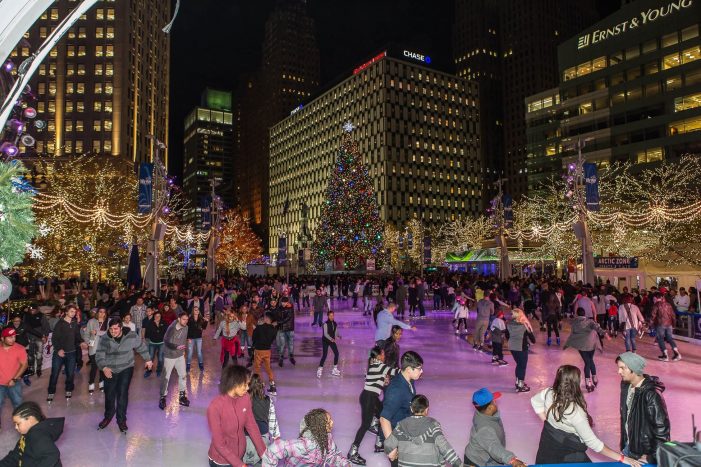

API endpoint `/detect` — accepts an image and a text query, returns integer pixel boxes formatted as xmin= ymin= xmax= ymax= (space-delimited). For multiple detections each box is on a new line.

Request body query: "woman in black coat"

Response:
xmin=0 ymin=401 xmax=64 ymax=467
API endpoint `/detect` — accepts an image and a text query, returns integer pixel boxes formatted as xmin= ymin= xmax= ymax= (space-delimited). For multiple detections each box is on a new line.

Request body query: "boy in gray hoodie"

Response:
xmin=384 ymin=394 xmax=461 ymax=467
xmin=464 ymin=388 xmax=527 ymax=467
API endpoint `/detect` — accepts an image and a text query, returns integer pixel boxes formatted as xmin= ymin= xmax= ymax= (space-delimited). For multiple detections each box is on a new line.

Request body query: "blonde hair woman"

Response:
xmin=507 ymin=308 xmax=536 ymax=392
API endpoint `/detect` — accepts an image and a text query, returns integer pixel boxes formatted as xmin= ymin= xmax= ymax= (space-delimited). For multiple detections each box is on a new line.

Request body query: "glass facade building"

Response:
xmin=268 ymin=51 xmax=481 ymax=256
xmin=526 ymin=0 xmax=701 ymax=189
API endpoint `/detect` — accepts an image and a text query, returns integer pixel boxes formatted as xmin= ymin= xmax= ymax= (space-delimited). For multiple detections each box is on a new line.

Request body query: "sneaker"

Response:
xmin=178 ymin=392 xmax=190 ymax=407
xmin=331 ymin=367 xmax=341 ymax=376
xmin=278 ymin=358 xmax=284 ymax=367
xmin=268 ymin=384 xmax=277 ymax=395
xmin=118 ymin=421 xmax=128 ymax=434
xmin=290 ymin=356 xmax=296 ymax=366
xmin=373 ymin=441 xmax=384 ymax=453
xmin=498 ymin=360 xmax=509 ymax=366
xmin=47 ymin=393 xmax=55 ymax=403
xmin=89 ymin=383 xmax=95 ymax=395
xmin=317 ymin=367 xmax=323 ymax=378
xmin=657 ymin=354 xmax=669 ymax=362
xmin=99 ymin=381 xmax=104 ymax=392
xmin=672 ymin=352 xmax=682 ymax=362
xmin=66 ymin=391 xmax=72 ymax=399
xmin=22 ymin=376 xmax=31 ymax=386
xmin=556 ymin=337 xmax=561 ymax=346
xmin=159 ymin=396 xmax=166 ymax=410
xmin=547 ymin=338 xmax=552 ymax=346
xmin=97 ymin=418 xmax=112 ymax=430
xmin=517 ymin=384 xmax=531 ymax=393
xmin=368 ymin=424 xmax=379 ymax=435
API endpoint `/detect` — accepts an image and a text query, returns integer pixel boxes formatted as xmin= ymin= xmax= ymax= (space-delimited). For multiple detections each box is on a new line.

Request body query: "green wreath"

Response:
xmin=0 ymin=160 xmax=36 ymax=270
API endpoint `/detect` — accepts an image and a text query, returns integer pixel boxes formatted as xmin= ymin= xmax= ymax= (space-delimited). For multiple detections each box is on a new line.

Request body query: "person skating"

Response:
xmin=143 ymin=310 xmax=166 ymax=378
xmin=213 ymin=308 xmax=245 ymax=367
xmin=252 ymin=312 xmax=278 ymax=395
xmin=47 ymin=305 xmax=87 ymax=402
xmin=159 ymin=311 xmax=190 ymax=410
xmin=95 ymin=317 xmax=153 ymax=433
xmin=452 ymin=295 xmax=469 ymax=335
xmin=262 ymin=408 xmax=351 ymax=466
xmin=274 ymin=296 xmax=296 ymax=367
xmin=23 ymin=306 xmax=50 ymax=381
xmin=384 ymin=394 xmax=461 ymax=467
xmin=651 ymin=292 xmax=682 ymax=361
xmin=507 ymin=308 xmax=535 ymax=393
xmin=81 ymin=307 xmax=108 ymax=395
xmin=348 ymin=346 xmax=399 ymax=465
xmin=249 ymin=373 xmax=281 ymax=441
xmin=374 ymin=302 xmax=415 ymax=348
xmin=532 ymin=365 xmax=641 ymax=466
xmin=465 ymin=388 xmax=526 ymax=467
xmin=380 ymin=351 xmax=424 ymax=466
xmin=317 ymin=310 xmax=342 ymax=378
xmin=0 ymin=401 xmax=64 ymax=466
xmin=619 ymin=297 xmax=643 ymax=353
xmin=564 ymin=307 xmax=610 ymax=391
xmin=474 ymin=295 xmax=494 ymax=351
xmin=186 ymin=306 xmax=208 ymax=373
xmin=489 ymin=311 xmax=509 ymax=366
xmin=312 ymin=289 xmax=328 ymax=327
xmin=616 ymin=352 xmax=670 ymax=464
xmin=0 ymin=328 xmax=28 ymax=427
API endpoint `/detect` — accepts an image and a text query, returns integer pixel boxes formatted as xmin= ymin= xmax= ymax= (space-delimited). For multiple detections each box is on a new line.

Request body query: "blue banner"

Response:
xmin=502 ymin=194 xmax=513 ymax=228
xmin=200 ymin=196 xmax=212 ymax=230
xmin=138 ymin=163 xmax=153 ymax=214
xmin=423 ymin=236 xmax=431 ymax=265
xmin=583 ymin=162 xmax=600 ymax=211
xmin=278 ymin=237 xmax=287 ymax=265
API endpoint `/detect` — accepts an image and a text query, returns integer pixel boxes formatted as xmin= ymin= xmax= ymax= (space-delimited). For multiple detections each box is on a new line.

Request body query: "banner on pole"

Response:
xmin=138 ymin=163 xmax=153 ymax=214
xmin=583 ymin=162 xmax=600 ymax=211
xmin=502 ymin=194 xmax=513 ymax=228
xmin=278 ymin=237 xmax=287 ymax=265
xmin=423 ymin=236 xmax=431 ymax=264
xmin=366 ymin=258 xmax=376 ymax=271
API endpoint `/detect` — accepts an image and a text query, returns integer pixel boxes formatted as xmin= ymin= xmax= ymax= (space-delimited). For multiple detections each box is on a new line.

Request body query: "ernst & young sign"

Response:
xmin=577 ymin=0 xmax=693 ymax=49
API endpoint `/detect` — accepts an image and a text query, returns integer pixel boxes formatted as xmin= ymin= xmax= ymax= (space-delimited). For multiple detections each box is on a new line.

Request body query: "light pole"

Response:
xmin=206 ymin=179 xmax=222 ymax=282
xmin=570 ymin=139 xmax=596 ymax=286
xmin=144 ymin=135 xmax=167 ymax=291
xmin=492 ymin=178 xmax=510 ymax=281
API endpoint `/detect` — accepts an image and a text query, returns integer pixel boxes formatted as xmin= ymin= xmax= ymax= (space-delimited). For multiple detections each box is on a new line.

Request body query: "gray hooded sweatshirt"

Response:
xmin=464 ymin=410 xmax=515 ymax=466
xmin=384 ymin=415 xmax=461 ymax=467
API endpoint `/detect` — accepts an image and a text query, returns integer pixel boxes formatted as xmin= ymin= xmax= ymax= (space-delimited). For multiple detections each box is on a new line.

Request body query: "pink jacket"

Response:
xmin=262 ymin=432 xmax=351 ymax=467
xmin=207 ymin=393 xmax=266 ymax=467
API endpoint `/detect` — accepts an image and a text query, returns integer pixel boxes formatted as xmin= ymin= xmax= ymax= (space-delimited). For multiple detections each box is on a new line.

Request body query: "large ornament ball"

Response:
xmin=0 ymin=275 xmax=12 ymax=304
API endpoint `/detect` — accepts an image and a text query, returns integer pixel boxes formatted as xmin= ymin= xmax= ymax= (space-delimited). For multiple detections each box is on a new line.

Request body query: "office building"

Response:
xmin=182 ymin=88 xmax=235 ymax=230
xmin=10 ymin=0 xmax=171 ymax=164
xmin=453 ymin=0 xmax=598 ymax=201
xmin=268 ymin=48 xmax=481 ymax=256
xmin=236 ymin=0 xmax=320 ymax=245
xmin=526 ymin=0 xmax=701 ymax=188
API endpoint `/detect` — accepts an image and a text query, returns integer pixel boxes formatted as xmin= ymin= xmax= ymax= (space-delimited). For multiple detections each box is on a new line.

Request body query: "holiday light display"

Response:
xmin=214 ymin=210 xmax=262 ymax=273
xmin=384 ymin=219 xmax=425 ymax=272
xmin=312 ymin=123 xmax=384 ymax=270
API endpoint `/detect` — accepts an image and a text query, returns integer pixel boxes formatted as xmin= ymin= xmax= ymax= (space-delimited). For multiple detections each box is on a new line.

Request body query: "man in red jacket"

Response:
xmin=650 ymin=292 xmax=681 ymax=362
xmin=207 ymin=365 xmax=266 ymax=466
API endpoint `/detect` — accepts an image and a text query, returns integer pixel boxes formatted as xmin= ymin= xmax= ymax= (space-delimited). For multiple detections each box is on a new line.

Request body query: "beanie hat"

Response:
xmin=618 ymin=351 xmax=646 ymax=375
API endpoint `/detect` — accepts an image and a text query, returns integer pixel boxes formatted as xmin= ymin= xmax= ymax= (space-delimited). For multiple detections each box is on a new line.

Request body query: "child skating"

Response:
xmin=317 ymin=311 xmax=341 ymax=378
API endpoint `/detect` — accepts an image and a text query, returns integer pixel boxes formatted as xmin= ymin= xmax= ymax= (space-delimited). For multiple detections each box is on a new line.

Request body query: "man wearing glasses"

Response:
xmin=380 ymin=350 xmax=424 ymax=466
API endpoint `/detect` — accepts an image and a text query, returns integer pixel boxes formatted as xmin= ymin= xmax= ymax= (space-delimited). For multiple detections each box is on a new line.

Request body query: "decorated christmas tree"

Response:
xmin=313 ymin=122 xmax=384 ymax=270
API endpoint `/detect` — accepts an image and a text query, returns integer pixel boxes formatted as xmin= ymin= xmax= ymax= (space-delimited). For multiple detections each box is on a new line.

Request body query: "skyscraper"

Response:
xmin=182 ymin=88 xmax=235 ymax=231
xmin=453 ymin=0 xmax=598 ymax=200
xmin=235 ymin=0 xmax=320 ymax=246
xmin=10 ymin=1 xmax=171 ymax=164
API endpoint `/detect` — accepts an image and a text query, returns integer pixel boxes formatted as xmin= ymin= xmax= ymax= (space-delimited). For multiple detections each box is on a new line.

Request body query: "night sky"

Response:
xmin=168 ymin=0 xmax=621 ymax=178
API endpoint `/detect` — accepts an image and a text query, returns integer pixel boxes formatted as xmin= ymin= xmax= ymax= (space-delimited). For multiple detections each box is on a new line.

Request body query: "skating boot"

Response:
xmin=347 ymin=444 xmax=367 ymax=465
xmin=97 ymin=418 xmax=112 ymax=430
xmin=178 ymin=391 xmax=190 ymax=407
xmin=331 ymin=366 xmax=341 ymax=376
xmin=118 ymin=421 xmax=128 ymax=434
xmin=159 ymin=396 xmax=167 ymax=410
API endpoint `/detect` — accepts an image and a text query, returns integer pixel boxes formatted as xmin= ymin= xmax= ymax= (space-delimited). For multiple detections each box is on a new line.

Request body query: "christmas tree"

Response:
xmin=313 ymin=122 xmax=384 ymax=270
xmin=215 ymin=209 xmax=263 ymax=273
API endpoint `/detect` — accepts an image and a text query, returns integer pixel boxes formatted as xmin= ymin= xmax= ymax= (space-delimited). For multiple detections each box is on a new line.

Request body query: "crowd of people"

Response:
xmin=0 ymin=272 xmax=683 ymax=466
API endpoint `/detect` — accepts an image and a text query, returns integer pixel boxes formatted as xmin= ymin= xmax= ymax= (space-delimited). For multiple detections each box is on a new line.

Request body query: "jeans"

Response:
xmin=0 ymin=384 xmax=23 ymax=411
xmin=656 ymin=325 xmax=677 ymax=352
xmin=148 ymin=342 xmax=164 ymax=372
xmin=48 ymin=351 xmax=76 ymax=394
xmin=364 ymin=296 xmax=372 ymax=312
xmin=624 ymin=328 xmax=637 ymax=352
xmin=240 ymin=333 xmax=253 ymax=357
xmin=578 ymin=350 xmax=597 ymax=378
xmin=104 ymin=366 xmax=133 ymax=424
xmin=433 ymin=294 xmax=441 ymax=309
xmin=187 ymin=338 xmax=203 ymax=366
xmin=88 ymin=353 xmax=104 ymax=386
xmin=417 ymin=300 xmax=425 ymax=317
xmin=160 ymin=356 xmax=187 ymax=396
xmin=302 ymin=296 xmax=310 ymax=308
xmin=312 ymin=311 xmax=323 ymax=326
xmin=512 ymin=349 xmax=529 ymax=381
xmin=319 ymin=341 xmax=339 ymax=367
xmin=475 ymin=320 xmax=489 ymax=345
xmin=353 ymin=293 xmax=358 ymax=308
xmin=546 ymin=317 xmax=560 ymax=338
xmin=26 ymin=336 xmax=44 ymax=375
xmin=276 ymin=330 xmax=294 ymax=358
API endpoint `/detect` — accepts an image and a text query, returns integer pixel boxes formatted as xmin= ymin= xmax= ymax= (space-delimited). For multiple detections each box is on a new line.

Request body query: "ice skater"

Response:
xmin=317 ymin=311 xmax=341 ymax=378
xmin=452 ymin=295 xmax=469 ymax=335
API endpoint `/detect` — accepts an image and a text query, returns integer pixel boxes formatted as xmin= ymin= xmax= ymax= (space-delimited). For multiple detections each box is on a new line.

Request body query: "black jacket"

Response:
xmin=51 ymin=319 xmax=83 ymax=354
xmin=0 ymin=417 xmax=64 ymax=467
xmin=619 ymin=375 xmax=670 ymax=463
xmin=187 ymin=316 xmax=208 ymax=339
xmin=144 ymin=319 xmax=167 ymax=344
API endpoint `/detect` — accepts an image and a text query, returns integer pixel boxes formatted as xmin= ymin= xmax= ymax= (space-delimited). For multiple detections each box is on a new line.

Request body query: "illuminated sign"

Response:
xmin=353 ymin=51 xmax=387 ymax=74
xmin=403 ymin=50 xmax=431 ymax=64
xmin=577 ymin=0 xmax=693 ymax=49
xmin=290 ymin=104 xmax=303 ymax=116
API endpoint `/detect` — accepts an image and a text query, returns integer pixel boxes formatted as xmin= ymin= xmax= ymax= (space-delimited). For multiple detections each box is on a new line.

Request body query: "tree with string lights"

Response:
xmin=214 ymin=210 xmax=263 ymax=274
xmin=312 ymin=122 xmax=384 ymax=270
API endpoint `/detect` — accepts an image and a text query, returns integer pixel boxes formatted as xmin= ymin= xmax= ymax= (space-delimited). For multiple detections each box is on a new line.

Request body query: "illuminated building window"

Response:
xmin=47 ymin=142 xmax=55 ymax=153
xmin=78 ymin=46 xmax=86 ymax=57
xmin=67 ymin=46 xmax=75 ymax=57
xmin=94 ymin=102 xmax=102 ymax=112
xmin=107 ymin=9 xmax=115 ymax=20
xmin=95 ymin=46 xmax=103 ymax=57
xmin=65 ymin=121 xmax=73 ymax=132
xmin=104 ymin=141 xmax=112 ymax=152
xmin=75 ymin=141 xmax=83 ymax=153
xmin=105 ymin=64 xmax=113 ymax=76
xmin=48 ymin=120 xmax=55 ymax=132
xmin=69 ymin=29 xmax=76 ymax=39
xmin=96 ymin=9 xmax=104 ymax=20
xmin=106 ymin=27 xmax=114 ymax=39
xmin=104 ymin=101 xmax=113 ymax=112
xmin=76 ymin=121 xmax=84 ymax=132
xmin=65 ymin=101 xmax=73 ymax=113
xmin=66 ymin=83 xmax=74 ymax=94
xmin=49 ymin=82 xmax=56 ymax=96
xmin=94 ymin=83 xmax=103 ymax=94
xmin=96 ymin=27 xmax=104 ymax=38
xmin=105 ymin=83 xmax=113 ymax=95
xmin=682 ymin=46 xmax=700 ymax=64
xmin=76 ymin=102 xmax=84 ymax=112
xmin=76 ymin=64 xmax=84 ymax=76
xmin=93 ymin=120 xmax=102 ymax=131
xmin=104 ymin=120 xmax=112 ymax=131
xmin=106 ymin=45 xmax=114 ymax=57
xmin=79 ymin=27 xmax=86 ymax=38
xmin=93 ymin=141 xmax=101 ymax=152
xmin=64 ymin=141 xmax=72 ymax=153
xmin=48 ymin=102 xmax=56 ymax=113
xmin=50 ymin=9 xmax=59 ymax=20
xmin=40 ymin=65 xmax=47 ymax=76
xmin=76 ymin=83 xmax=84 ymax=94
xmin=95 ymin=65 xmax=103 ymax=75
xmin=670 ymin=115 xmax=701 ymax=134
xmin=675 ymin=92 xmax=701 ymax=112
xmin=40 ymin=27 xmax=47 ymax=39
xmin=636 ymin=147 xmax=664 ymax=163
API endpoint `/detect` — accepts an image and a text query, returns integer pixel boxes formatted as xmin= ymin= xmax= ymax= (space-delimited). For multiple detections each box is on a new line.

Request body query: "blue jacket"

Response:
xmin=380 ymin=373 xmax=415 ymax=428
xmin=374 ymin=310 xmax=412 ymax=342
